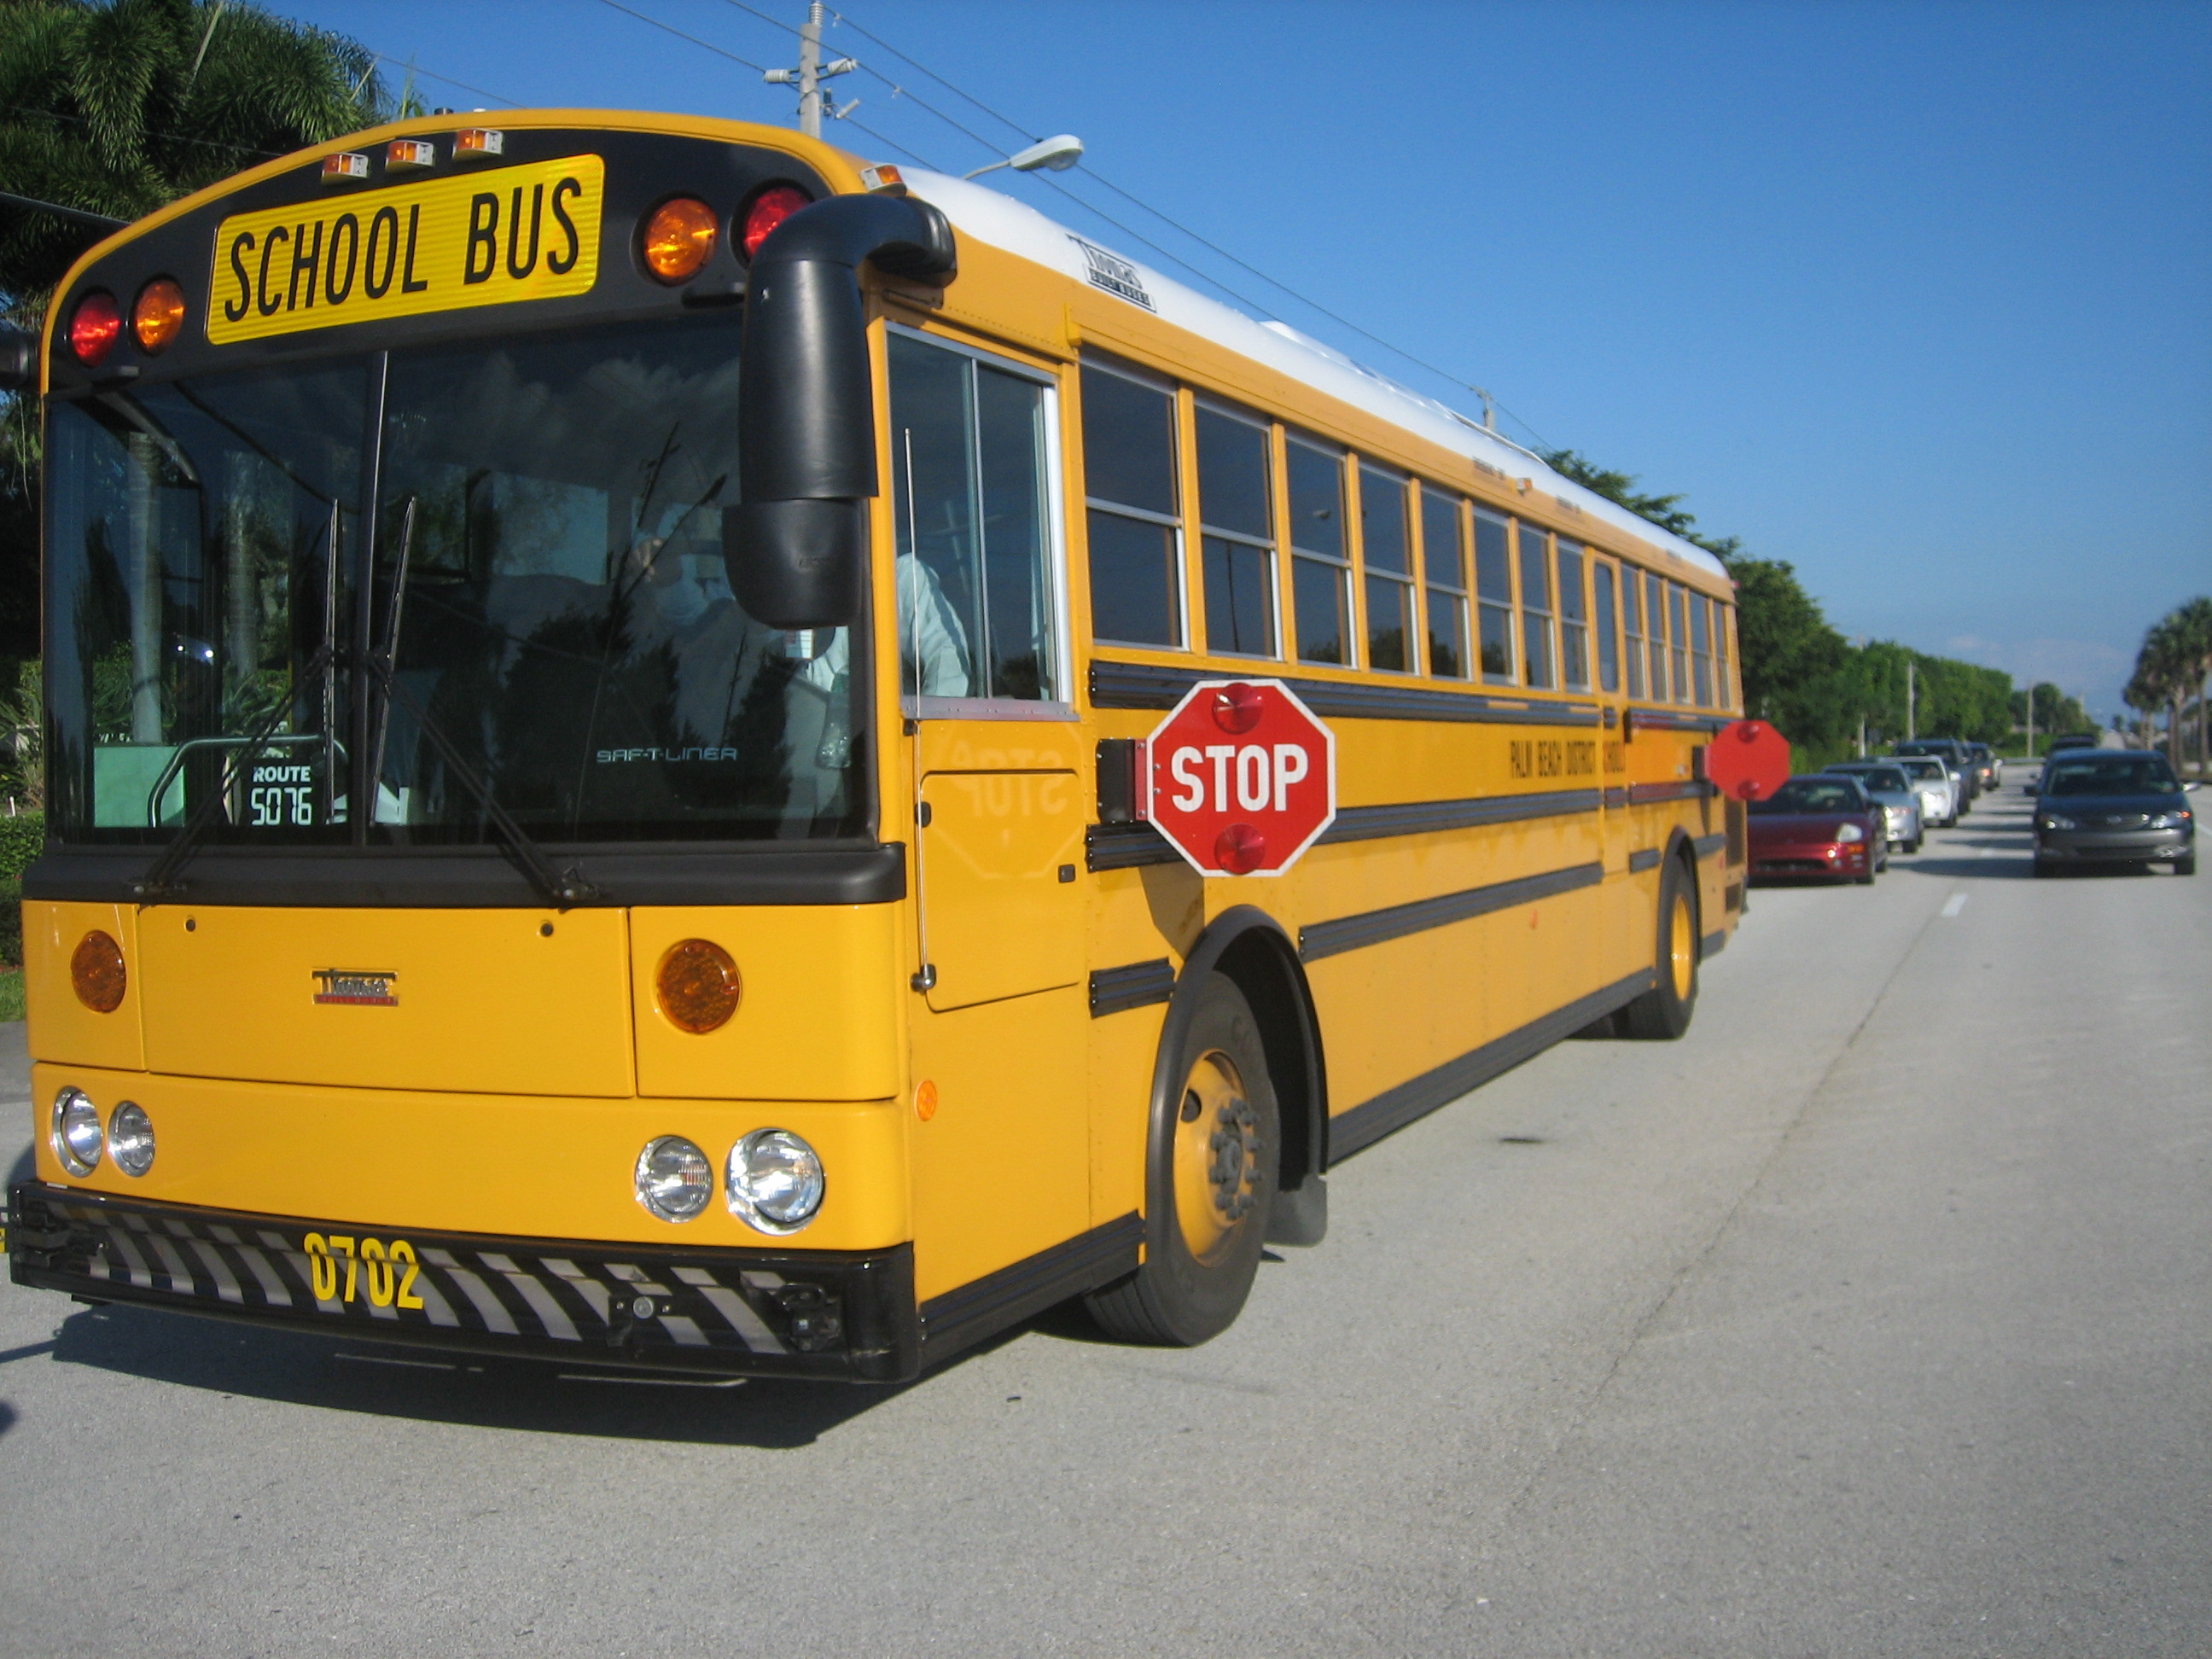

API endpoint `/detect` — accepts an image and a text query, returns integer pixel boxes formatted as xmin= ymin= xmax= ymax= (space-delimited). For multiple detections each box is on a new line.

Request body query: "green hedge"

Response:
xmin=0 ymin=812 xmax=43 ymax=880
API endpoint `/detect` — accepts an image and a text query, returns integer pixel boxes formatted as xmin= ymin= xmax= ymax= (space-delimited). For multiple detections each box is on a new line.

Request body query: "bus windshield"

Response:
xmin=44 ymin=311 xmax=868 ymax=845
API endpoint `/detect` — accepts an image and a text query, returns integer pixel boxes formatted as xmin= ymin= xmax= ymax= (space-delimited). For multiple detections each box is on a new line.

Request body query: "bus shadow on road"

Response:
xmin=44 ymin=1301 xmax=913 ymax=1447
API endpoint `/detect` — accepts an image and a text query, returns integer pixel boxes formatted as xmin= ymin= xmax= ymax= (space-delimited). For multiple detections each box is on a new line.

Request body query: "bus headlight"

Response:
xmin=726 ymin=1129 xmax=824 ymax=1234
xmin=108 ymin=1102 xmax=156 ymax=1177
xmin=53 ymin=1087 xmax=103 ymax=1176
xmin=635 ymin=1136 xmax=713 ymax=1222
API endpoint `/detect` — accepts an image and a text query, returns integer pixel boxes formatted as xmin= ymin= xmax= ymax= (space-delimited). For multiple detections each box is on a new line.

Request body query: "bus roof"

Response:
xmin=904 ymin=166 xmax=1731 ymax=581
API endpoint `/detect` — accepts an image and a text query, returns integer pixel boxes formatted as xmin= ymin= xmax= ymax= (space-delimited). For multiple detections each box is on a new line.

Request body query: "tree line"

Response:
xmin=2123 ymin=598 xmax=2212 ymax=773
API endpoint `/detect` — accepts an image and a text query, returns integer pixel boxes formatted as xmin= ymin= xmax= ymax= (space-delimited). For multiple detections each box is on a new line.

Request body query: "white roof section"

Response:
xmin=902 ymin=169 xmax=1729 ymax=581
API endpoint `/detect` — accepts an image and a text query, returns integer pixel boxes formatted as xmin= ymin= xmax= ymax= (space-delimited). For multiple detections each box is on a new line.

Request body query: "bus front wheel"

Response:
xmin=1621 ymin=858 xmax=1699 ymax=1040
xmin=1086 ymin=974 xmax=1278 ymax=1346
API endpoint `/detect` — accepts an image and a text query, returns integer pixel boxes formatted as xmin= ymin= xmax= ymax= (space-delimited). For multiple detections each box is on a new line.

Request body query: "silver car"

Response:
xmin=1824 ymin=761 xmax=1925 ymax=853
xmin=1888 ymin=754 xmax=1959 ymax=828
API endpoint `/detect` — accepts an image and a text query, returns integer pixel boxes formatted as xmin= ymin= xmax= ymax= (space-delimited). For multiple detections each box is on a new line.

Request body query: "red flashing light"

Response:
xmin=68 ymin=291 xmax=122 ymax=366
xmin=740 ymin=184 xmax=812 ymax=260
xmin=1214 ymin=823 xmax=1267 ymax=875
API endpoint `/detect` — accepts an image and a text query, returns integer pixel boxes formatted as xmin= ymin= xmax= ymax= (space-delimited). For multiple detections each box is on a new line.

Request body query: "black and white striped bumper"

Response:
xmin=7 ymin=1183 xmax=919 ymax=1382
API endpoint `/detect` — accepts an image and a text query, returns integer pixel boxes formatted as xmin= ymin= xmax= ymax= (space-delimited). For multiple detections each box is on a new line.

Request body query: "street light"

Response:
xmin=964 ymin=134 xmax=1085 ymax=180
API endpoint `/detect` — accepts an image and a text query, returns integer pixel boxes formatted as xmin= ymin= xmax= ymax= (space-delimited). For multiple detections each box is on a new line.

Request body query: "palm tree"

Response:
xmin=2171 ymin=595 xmax=2212 ymax=775
xmin=2 ymin=0 xmax=387 ymax=324
xmin=2128 ymin=616 xmax=2191 ymax=768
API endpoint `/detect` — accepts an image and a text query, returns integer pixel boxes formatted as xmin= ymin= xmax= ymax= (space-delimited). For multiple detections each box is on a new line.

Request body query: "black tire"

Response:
xmin=1906 ymin=834 xmax=1923 ymax=854
xmin=1621 ymin=856 xmax=1698 ymax=1040
xmin=2175 ymin=853 xmax=2197 ymax=876
xmin=2033 ymin=857 xmax=2055 ymax=878
xmin=1086 ymin=974 xmax=1278 ymax=1346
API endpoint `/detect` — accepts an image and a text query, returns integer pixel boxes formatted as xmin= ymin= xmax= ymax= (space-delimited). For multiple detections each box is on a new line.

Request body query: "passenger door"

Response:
xmin=886 ymin=327 xmax=1090 ymax=1303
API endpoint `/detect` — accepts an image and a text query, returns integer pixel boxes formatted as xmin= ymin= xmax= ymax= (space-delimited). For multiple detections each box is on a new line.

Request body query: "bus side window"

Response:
xmin=1716 ymin=602 xmax=1735 ymax=707
xmin=1287 ymin=437 xmax=1351 ymax=666
xmin=1593 ymin=560 xmax=1620 ymax=695
xmin=1517 ymin=519 xmax=1555 ymax=690
xmin=1475 ymin=508 xmax=1514 ymax=684
xmin=1359 ymin=464 xmax=1414 ymax=672
xmin=1557 ymin=538 xmax=1588 ymax=691
xmin=1646 ymin=570 xmax=1670 ymax=701
xmin=1195 ymin=403 xmax=1276 ymax=657
xmin=1420 ymin=486 xmax=1470 ymax=678
xmin=1691 ymin=591 xmax=1714 ymax=707
xmin=1620 ymin=564 xmax=1645 ymax=699
xmin=1669 ymin=582 xmax=1691 ymax=704
xmin=1080 ymin=361 xmax=1182 ymax=649
xmin=890 ymin=331 xmax=1060 ymax=702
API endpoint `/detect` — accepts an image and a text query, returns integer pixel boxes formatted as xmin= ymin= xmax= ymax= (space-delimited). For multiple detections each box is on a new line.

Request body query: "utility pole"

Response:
xmin=764 ymin=3 xmax=857 ymax=139
xmin=2023 ymin=683 xmax=2034 ymax=759
xmin=1906 ymin=658 xmax=1916 ymax=740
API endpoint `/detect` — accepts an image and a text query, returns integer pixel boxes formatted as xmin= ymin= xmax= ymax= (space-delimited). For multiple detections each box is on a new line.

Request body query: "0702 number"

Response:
xmin=303 ymin=1231 xmax=424 ymax=1309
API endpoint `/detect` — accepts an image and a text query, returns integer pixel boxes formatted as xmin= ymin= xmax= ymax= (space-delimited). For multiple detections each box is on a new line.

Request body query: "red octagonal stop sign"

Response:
xmin=1145 ymin=680 xmax=1336 ymax=876
xmin=1705 ymin=718 xmax=1793 ymax=801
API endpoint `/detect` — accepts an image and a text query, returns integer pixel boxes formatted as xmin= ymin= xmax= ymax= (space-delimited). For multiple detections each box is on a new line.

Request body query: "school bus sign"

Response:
xmin=1147 ymin=680 xmax=1336 ymax=877
xmin=205 ymin=154 xmax=603 ymax=344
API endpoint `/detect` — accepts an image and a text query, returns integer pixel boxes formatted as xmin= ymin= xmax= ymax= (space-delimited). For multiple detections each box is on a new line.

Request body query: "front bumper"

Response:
xmin=1751 ymin=841 xmax=1871 ymax=880
xmin=7 ymin=1183 xmax=919 ymax=1382
xmin=2036 ymin=829 xmax=2192 ymax=864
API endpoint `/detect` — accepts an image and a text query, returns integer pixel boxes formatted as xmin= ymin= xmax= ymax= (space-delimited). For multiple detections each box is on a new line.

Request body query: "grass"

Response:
xmin=0 ymin=967 xmax=21 ymax=1022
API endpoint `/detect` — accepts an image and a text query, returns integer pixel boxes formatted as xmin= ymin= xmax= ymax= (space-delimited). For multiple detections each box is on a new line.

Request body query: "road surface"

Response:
xmin=2 ymin=788 xmax=2206 ymax=1656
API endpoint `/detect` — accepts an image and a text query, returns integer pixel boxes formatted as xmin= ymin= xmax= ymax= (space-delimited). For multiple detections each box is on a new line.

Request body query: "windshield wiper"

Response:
xmin=354 ymin=652 xmax=602 ymax=906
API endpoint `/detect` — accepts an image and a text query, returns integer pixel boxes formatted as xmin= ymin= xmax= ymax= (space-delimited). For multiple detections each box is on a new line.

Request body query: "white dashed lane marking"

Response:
xmin=1942 ymin=893 xmax=1969 ymax=917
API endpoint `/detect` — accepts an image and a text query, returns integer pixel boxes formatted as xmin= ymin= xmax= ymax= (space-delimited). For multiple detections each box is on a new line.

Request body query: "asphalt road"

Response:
xmin=3 ymin=787 xmax=2206 ymax=1657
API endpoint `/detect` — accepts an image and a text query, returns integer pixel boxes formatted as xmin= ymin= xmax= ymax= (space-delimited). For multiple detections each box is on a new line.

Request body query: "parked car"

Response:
xmin=1894 ymin=738 xmax=1977 ymax=810
xmin=1889 ymin=754 xmax=1959 ymax=828
xmin=1821 ymin=761 xmax=1925 ymax=852
xmin=2034 ymin=751 xmax=2197 ymax=876
xmin=1748 ymin=774 xmax=1888 ymax=884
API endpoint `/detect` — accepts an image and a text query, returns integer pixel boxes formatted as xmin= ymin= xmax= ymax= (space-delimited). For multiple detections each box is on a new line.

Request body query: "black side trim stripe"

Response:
xmin=1090 ymin=660 xmax=1600 ymax=727
xmin=1090 ymin=958 xmax=1175 ymax=1016
xmin=1603 ymin=786 xmax=1629 ymax=809
xmin=1628 ymin=780 xmax=1718 ymax=805
xmin=1299 ymin=861 xmax=1604 ymax=963
xmin=1629 ymin=708 xmax=1732 ymax=733
xmin=1090 ymin=788 xmax=1607 ymax=870
xmin=1693 ymin=833 xmax=1727 ymax=859
xmin=1320 ymin=789 xmax=1601 ymax=844
xmin=919 ymin=1212 xmax=1143 ymax=1355
xmin=1627 ymin=848 xmax=1663 ymax=873
xmin=1330 ymin=969 xmax=1656 ymax=1161
xmin=1087 ymin=822 xmax=1178 ymax=870
xmin=1701 ymin=928 xmax=1728 ymax=958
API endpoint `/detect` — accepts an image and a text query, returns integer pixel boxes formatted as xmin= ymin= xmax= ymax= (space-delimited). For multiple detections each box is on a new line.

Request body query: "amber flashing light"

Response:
xmin=71 ymin=930 xmax=127 ymax=1013
xmin=656 ymin=939 xmax=741 ymax=1033
xmin=642 ymin=197 xmax=719 ymax=283
xmin=387 ymin=138 xmax=437 ymax=172
xmin=131 ymin=279 xmax=187 ymax=354
xmin=68 ymin=290 xmax=121 ymax=366
xmin=321 ymin=152 xmax=370 ymax=183
xmin=453 ymin=129 xmax=504 ymax=160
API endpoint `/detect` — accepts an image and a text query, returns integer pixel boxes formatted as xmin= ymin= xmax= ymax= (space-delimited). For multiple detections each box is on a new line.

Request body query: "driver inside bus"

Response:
xmin=793 ymin=550 xmax=972 ymax=700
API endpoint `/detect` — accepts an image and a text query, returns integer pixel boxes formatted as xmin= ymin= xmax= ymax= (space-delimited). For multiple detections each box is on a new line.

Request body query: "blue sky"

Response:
xmin=280 ymin=0 xmax=2211 ymax=718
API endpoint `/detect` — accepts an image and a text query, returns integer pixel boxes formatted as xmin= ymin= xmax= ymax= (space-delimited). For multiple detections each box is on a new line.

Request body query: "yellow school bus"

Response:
xmin=4 ymin=111 xmax=1743 ymax=1380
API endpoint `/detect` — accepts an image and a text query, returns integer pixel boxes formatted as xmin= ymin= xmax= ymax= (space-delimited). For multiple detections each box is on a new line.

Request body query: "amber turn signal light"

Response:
xmin=642 ymin=197 xmax=718 ymax=283
xmin=656 ymin=939 xmax=740 ymax=1033
xmin=131 ymin=278 xmax=187 ymax=354
xmin=71 ymin=929 xmax=127 ymax=1013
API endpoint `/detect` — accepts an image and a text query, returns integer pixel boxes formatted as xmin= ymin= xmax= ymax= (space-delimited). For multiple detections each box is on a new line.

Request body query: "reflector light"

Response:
xmin=740 ymin=183 xmax=812 ymax=259
xmin=131 ymin=278 xmax=187 ymax=354
xmin=454 ymin=129 xmax=504 ymax=160
xmin=67 ymin=291 xmax=121 ymax=366
xmin=642 ymin=197 xmax=719 ymax=283
xmin=321 ymin=151 xmax=370 ymax=183
xmin=71 ymin=929 xmax=127 ymax=1012
xmin=859 ymin=164 xmax=905 ymax=195
xmin=1214 ymin=823 xmax=1267 ymax=875
xmin=655 ymin=938 xmax=741 ymax=1033
xmin=387 ymin=138 xmax=437 ymax=172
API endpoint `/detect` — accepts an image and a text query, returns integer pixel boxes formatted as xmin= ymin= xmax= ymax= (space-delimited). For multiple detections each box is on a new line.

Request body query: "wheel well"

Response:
xmin=1213 ymin=928 xmax=1328 ymax=1188
xmin=1662 ymin=828 xmax=1704 ymax=954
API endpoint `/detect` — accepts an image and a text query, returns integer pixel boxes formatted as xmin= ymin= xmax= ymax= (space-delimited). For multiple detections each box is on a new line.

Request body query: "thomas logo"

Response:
xmin=312 ymin=969 xmax=398 ymax=1007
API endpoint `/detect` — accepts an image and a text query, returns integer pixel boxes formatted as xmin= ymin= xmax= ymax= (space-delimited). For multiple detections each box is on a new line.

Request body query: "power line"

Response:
xmin=368 ymin=53 xmax=522 ymax=110
xmin=595 ymin=0 xmax=770 ymax=74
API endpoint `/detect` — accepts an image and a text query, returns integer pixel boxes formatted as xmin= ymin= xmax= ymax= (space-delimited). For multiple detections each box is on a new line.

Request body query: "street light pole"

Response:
xmin=764 ymin=2 xmax=858 ymax=139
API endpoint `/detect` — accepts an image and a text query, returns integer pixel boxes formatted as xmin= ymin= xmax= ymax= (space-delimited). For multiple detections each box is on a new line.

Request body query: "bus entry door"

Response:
xmin=917 ymin=767 xmax=1083 ymax=1009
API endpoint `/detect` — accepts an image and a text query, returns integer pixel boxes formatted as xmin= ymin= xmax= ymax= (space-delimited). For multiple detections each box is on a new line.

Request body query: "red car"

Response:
xmin=1747 ymin=774 xmax=1888 ymax=885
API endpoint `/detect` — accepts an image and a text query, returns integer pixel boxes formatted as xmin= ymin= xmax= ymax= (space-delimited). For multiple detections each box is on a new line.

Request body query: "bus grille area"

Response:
xmin=7 ymin=1184 xmax=920 ymax=1382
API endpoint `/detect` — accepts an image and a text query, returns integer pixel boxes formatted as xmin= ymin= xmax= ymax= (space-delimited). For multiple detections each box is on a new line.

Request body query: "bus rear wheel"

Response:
xmin=1086 ymin=974 xmax=1278 ymax=1347
xmin=1621 ymin=858 xmax=1699 ymax=1040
